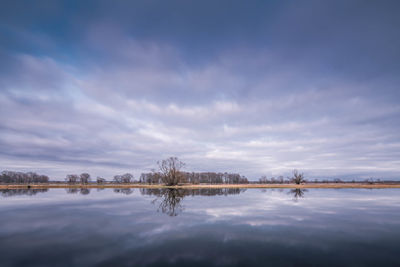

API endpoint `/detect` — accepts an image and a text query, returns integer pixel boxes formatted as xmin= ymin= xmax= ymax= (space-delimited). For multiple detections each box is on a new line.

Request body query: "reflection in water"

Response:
xmin=113 ymin=188 xmax=134 ymax=195
xmin=140 ymin=188 xmax=246 ymax=197
xmin=0 ymin=189 xmax=48 ymax=197
xmin=150 ymin=189 xmax=185 ymax=216
xmin=141 ymin=188 xmax=247 ymax=216
xmin=65 ymin=188 xmax=133 ymax=195
xmin=65 ymin=188 xmax=91 ymax=195
xmin=0 ymin=188 xmax=245 ymax=217
xmin=1 ymin=188 xmax=400 ymax=266
xmin=80 ymin=188 xmax=90 ymax=195
xmin=288 ymin=188 xmax=308 ymax=201
xmin=65 ymin=188 xmax=79 ymax=194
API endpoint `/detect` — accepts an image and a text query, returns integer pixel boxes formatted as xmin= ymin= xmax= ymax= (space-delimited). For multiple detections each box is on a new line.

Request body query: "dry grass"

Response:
xmin=1 ymin=183 xmax=400 ymax=189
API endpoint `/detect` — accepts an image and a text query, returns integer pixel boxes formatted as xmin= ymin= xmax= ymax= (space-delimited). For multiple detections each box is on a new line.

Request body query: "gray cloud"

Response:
xmin=0 ymin=1 xmax=399 ymax=180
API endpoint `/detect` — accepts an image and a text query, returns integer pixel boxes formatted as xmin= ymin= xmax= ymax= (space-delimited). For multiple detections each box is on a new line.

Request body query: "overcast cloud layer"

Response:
xmin=1 ymin=0 xmax=400 ymax=180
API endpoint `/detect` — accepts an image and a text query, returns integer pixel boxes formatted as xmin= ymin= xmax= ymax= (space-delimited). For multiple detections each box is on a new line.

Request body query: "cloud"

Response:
xmin=0 ymin=1 xmax=399 ymax=179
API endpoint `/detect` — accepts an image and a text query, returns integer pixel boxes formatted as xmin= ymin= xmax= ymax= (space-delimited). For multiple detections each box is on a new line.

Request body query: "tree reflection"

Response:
xmin=113 ymin=188 xmax=134 ymax=195
xmin=140 ymin=189 xmax=185 ymax=216
xmin=154 ymin=189 xmax=184 ymax=216
xmin=65 ymin=188 xmax=79 ymax=194
xmin=80 ymin=188 xmax=91 ymax=195
xmin=0 ymin=189 xmax=48 ymax=197
xmin=288 ymin=188 xmax=307 ymax=202
xmin=141 ymin=188 xmax=246 ymax=216
xmin=65 ymin=188 xmax=91 ymax=195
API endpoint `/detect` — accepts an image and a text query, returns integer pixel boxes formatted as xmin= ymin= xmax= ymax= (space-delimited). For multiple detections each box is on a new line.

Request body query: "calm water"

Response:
xmin=1 ymin=188 xmax=400 ymax=267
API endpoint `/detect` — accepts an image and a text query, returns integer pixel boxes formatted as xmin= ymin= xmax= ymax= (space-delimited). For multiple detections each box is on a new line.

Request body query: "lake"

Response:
xmin=1 ymin=188 xmax=400 ymax=266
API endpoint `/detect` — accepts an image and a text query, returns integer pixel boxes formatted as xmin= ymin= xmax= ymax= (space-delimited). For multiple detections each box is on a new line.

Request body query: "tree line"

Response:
xmin=65 ymin=173 xmax=137 ymax=184
xmin=142 ymin=157 xmax=249 ymax=185
xmin=139 ymin=171 xmax=249 ymax=184
xmin=258 ymin=170 xmax=306 ymax=185
xmin=62 ymin=171 xmax=248 ymax=185
xmin=62 ymin=157 xmax=249 ymax=185
xmin=0 ymin=171 xmax=49 ymax=184
xmin=12 ymin=158 xmax=389 ymax=186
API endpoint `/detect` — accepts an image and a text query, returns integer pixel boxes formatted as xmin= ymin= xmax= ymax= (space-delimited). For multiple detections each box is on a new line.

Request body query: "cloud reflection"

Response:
xmin=1 ymin=188 xmax=400 ymax=266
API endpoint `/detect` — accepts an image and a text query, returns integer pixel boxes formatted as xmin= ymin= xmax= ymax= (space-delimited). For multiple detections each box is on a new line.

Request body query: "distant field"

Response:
xmin=1 ymin=183 xmax=400 ymax=189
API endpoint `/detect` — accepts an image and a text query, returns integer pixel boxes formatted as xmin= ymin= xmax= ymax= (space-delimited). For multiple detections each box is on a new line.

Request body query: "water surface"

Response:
xmin=1 ymin=188 xmax=400 ymax=266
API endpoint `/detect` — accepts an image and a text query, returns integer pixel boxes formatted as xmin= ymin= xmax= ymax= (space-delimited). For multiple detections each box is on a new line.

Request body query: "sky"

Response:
xmin=0 ymin=0 xmax=399 ymax=180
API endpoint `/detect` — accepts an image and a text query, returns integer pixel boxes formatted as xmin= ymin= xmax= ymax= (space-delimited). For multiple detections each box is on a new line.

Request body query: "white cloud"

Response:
xmin=1 ymin=36 xmax=400 ymax=180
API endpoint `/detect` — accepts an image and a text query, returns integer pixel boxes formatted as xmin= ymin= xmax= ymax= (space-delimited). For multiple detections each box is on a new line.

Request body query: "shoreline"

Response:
xmin=1 ymin=183 xmax=400 ymax=189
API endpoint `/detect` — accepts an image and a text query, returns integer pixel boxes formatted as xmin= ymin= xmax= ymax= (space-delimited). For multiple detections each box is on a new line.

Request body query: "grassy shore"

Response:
xmin=1 ymin=183 xmax=400 ymax=189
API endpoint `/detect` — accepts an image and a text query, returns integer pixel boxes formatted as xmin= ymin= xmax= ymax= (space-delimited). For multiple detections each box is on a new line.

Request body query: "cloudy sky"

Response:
xmin=1 ymin=0 xmax=399 ymax=180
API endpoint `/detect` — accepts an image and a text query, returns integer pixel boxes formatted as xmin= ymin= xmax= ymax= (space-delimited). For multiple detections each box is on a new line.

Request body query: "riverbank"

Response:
xmin=1 ymin=183 xmax=400 ymax=189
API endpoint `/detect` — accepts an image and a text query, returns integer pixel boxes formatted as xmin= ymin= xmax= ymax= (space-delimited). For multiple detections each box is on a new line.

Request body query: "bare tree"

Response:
xmin=80 ymin=173 xmax=91 ymax=184
xmin=121 ymin=173 xmax=133 ymax=183
xmin=66 ymin=174 xmax=78 ymax=184
xmin=291 ymin=170 xmax=305 ymax=184
xmin=259 ymin=175 xmax=268 ymax=184
xmin=97 ymin=177 xmax=106 ymax=184
xmin=140 ymin=170 xmax=248 ymax=185
xmin=140 ymin=171 xmax=162 ymax=184
xmin=112 ymin=173 xmax=134 ymax=183
xmin=158 ymin=157 xmax=185 ymax=186
xmin=113 ymin=175 xmax=122 ymax=183
xmin=0 ymin=171 xmax=49 ymax=184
